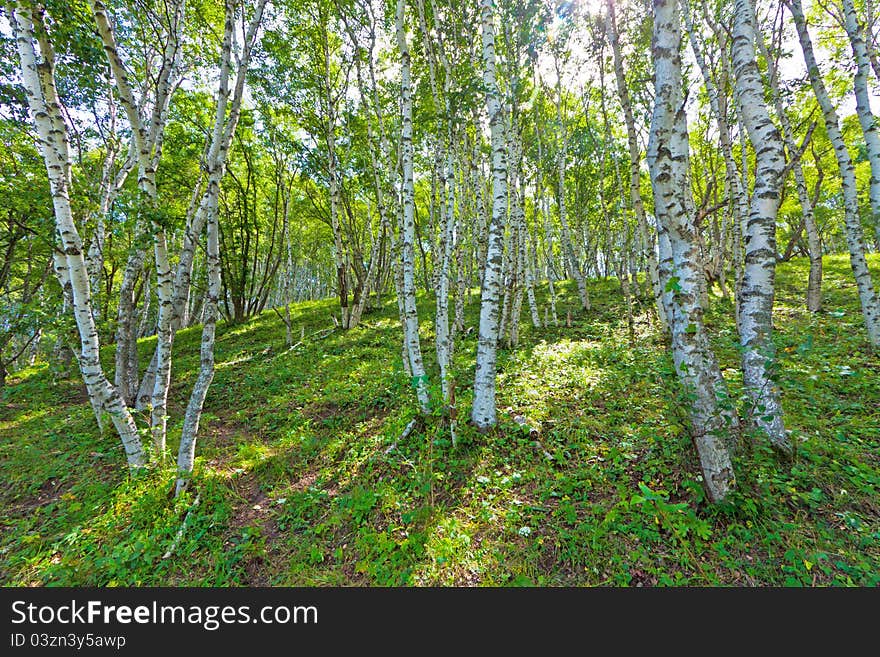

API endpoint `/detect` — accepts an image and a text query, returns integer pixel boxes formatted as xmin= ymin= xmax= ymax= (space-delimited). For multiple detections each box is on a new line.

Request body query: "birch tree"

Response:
xmin=647 ymin=0 xmax=736 ymax=502
xmin=9 ymin=0 xmax=146 ymax=468
xmin=395 ymin=0 xmax=431 ymax=414
xmin=729 ymin=0 xmax=791 ymax=455
xmin=552 ymin=47 xmax=590 ymax=312
xmin=787 ymin=0 xmax=880 ymax=347
xmin=471 ymin=0 xmax=507 ymax=430
xmin=841 ymin=0 xmax=880 ymax=244
xmin=176 ymin=0 xmax=269 ymax=495
xmin=90 ymin=0 xmax=185 ymax=457
xmin=606 ymin=0 xmax=667 ymax=331
xmin=753 ymin=5 xmax=822 ymax=313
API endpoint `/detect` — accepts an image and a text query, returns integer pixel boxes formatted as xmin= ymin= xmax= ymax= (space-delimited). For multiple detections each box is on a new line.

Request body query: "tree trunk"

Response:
xmin=553 ymin=61 xmax=590 ymax=313
xmin=647 ymin=0 xmax=735 ymax=503
xmin=471 ymin=0 xmax=508 ymax=430
xmin=842 ymin=0 xmax=880 ymax=245
xmin=395 ymin=0 xmax=431 ymax=414
xmin=175 ymin=0 xmax=268 ymax=494
xmin=606 ymin=0 xmax=666 ymax=332
xmin=753 ymin=20 xmax=822 ymax=312
xmin=322 ymin=19 xmax=349 ymax=330
xmin=11 ymin=1 xmax=145 ymax=468
xmin=788 ymin=0 xmax=880 ymax=347
xmin=731 ymin=0 xmax=792 ymax=456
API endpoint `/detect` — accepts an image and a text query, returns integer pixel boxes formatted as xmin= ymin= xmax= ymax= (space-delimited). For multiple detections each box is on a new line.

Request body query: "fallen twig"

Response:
xmin=385 ymin=418 xmax=418 ymax=454
xmin=162 ymin=493 xmax=201 ymax=560
xmin=287 ymin=327 xmax=335 ymax=351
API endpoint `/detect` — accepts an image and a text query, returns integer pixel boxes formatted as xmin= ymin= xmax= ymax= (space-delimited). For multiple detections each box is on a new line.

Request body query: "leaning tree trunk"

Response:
xmin=788 ymin=0 xmax=880 ymax=347
xmin=175 ymin=0 xmax=268 ymax=495
xmin=647 ymin=0 xmax=736 ymax=503
xmin=395 ymin=0 xmax=431 ymax=414
xmin=135 ymin=175 xmax=206 ymax=410
xmin=684 ymin=0 xmax=749 ymax=318
xmin=91 ymin=0 xmax=184 ymax=458
xmin=471 ymin=0 xmax=508 ymax=430
xmin=11 ymin=1 xmax=145 ymax=468
xmin=730 ymin=0 xmax=792 ymax=456
xmin=176 ymin=187 xmax=221 ymax=495
xmin=842 ymin=0 xmax=880 ymax=245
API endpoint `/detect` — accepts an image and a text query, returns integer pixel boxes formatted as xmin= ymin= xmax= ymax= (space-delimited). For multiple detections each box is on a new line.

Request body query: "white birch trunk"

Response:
xmin=11 ymin=1 xmax=146 ymax=468
xmin=554 ymin=69 xmax=590 ymax=312
xmin=752 ymin=14 xmax=822 ymax=312
xmin=395 ymin=0 xmax=430 ymax=414
xmin=176 ymin=0 xmax=268 ymax=494
xmin=789 ymin=0 xmax=880 ymax=347
xmin=471 ymin=0 xmax=507 ymax=430
xmin=731 ymin=0 xmax=791 ymax=455
xmin=647 ymin=0 xmax=735 ymax=502
xmin=536 ymin=122 xmax=559 ymax=325
xmin=606 ymin=0 xmax=667 ymax=333
xmin=91 ymin=0 xmax=184 ymax=458
xmin=842 ymin=0 xmax=880 ymax=243
xmin=321 ymin=22 xmax=349 ymax=331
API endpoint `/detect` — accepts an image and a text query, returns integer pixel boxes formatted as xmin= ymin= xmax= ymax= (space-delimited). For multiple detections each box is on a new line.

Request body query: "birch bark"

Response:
xmin=471 ymin=0 xmax=507 ymax=430
xmin=647 ymin=0 xmax=736 ymax=502
xmin=842 ymin=0 xmax=880 ymax=244
xmin=176 ymin=0 xmax=268 ymax=494
xmin=753 ymin=14 xmax=822 ymax=312
xmin=730 ymin=0 xmax=791 ymax=455
xmin=395 ymin=0 xmax=431 ymax=414
xmin=788 ymin=0 xmax=880 ymax=347
xmin=606 ymin=0 xmax=667 ymax=331
xmin=10 ymin=1 xmax=145 ymax=467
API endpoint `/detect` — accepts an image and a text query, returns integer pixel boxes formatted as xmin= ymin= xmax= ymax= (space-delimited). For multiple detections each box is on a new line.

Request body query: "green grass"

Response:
xmin=1 ymin=254 xmax=878 ymax=586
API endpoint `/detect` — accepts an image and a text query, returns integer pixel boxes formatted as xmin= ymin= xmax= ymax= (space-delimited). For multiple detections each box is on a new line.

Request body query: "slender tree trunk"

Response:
xmin=92 ymin=0 xmax=184 ymax=457
xmin=134 ymin=175 xmax=207 ymax=409
xmin=788 ymin=0 xmax=880 ymax=347
xmin=606 ymin=0 xmax=666 ymax=332
xmin=471 ymin=0 xmax=508 ymax=430
xmin=11 ymin=1 xmax=145 ymax=467
xmin=176 ymin=183 xmax=221 ymax=495
xmin=395 ymin=0 xmax=430 ymax=414
xmin=175 ymin=0 xmax=268 ymax=494
xmin=842 ymin=0 xmax=880 ymax=244
xmin=730 ymin=0 xmax=791 ymax=455
xmin=321 ymin=20 xmax=349 ymax=331
xmin=114 ymin=250 xmax=145 ymax=404
xmin=536 ymin=122 xmax=559 ymax=326
xmin=553 ymin=63 xmax=590 ymax=312
xmin=647 ymin=0 xmax=735 ymax=503
xmin=753 ymin=19 xmax=822 ymax=312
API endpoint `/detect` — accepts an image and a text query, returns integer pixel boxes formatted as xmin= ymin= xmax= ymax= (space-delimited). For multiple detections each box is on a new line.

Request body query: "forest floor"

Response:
xmin=1 ymin=254 xmax=878 ymax=586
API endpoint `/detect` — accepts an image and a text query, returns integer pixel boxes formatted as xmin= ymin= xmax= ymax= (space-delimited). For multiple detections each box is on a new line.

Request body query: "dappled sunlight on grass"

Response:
xmin=1 ymin=255 xmax=878 ymax=586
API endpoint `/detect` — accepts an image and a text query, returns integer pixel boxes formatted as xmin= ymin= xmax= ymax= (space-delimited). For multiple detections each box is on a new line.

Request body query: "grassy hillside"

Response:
xmin=1 ymin=254 xmax=878 ymax=586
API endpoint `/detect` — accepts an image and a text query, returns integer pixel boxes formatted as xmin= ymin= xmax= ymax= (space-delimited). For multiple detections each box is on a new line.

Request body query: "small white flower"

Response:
xmin=517 ymin=526 xmax=532 ymax=537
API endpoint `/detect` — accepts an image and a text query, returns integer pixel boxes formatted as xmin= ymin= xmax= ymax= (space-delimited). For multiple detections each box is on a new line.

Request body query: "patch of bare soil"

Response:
xmin=1 ymin=477 xmax=70 ymax=521
xmin=225 ymin=472 xmax=283 ymax=586
xmin=301 ymin=401 xmax=342 ymax=423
